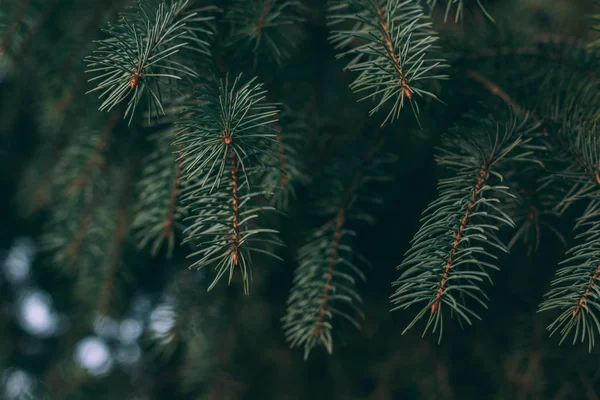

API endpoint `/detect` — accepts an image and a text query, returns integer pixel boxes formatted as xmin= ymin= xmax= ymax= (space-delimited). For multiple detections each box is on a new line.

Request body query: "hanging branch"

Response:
xmin=540 ymin=201 xmax=600 ymax=351
xmin=283 ymin=131 xmax=395 ymax=359
xmin=133 ymin=128 xmax=186 ymax=257
xmin=260 ymin=106 xmax=308 ymax=209
xmin=174 ymin=74 xmax=283 ymax=294
xmin=503 ymin=169 xmax=566 ymax=255
xmin=97 ymin=166 xmax=133 ymax=317
xmin=224 ymin=0 xmax=305 ymax=66
xmin=329 ymin=0 xmax=449 ymax=125
xmin=465 ymin=67 xmax=600 ymax=350
xmin=391 ymin=112 xmax=540 ymax=341
xmin=39 ymin=115 xmax=119 ymax=271
xmin=538 ymin=120 xmax=600 ymax=351
xmin=85 ymin=0 xmax=215 ymax=124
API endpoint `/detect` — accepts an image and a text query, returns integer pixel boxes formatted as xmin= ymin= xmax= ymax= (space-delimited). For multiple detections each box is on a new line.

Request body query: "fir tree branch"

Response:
xmin=466 ymin=62 xmax=600 ymax=351
xmin=536 ymin=116 xmax=600 ymax=350
xmin=66 ymin=194 xmax=97 ymax=260
xmin=465 ymin=70 xmax=522 ymax=113
xmin=261 ymin=106 xmax=308 ymax=209
xmin=283 ymin=131 xmax=394 ymax=358
xmin=275 ymin=119 xmax=288 ymax=187
xmin=224 ymin=0 xmax=305 ymax=66
xmin=69 ymin=112 xmax=120 ymax=193
xmin=539 ymin=201 xmax=600 ymax=351
xmin=329 ymin=0 xmax=449 ymax=124
xmin=59 ymin=0 xmax=121 ymax=76
xmin=97 ymin=167 xmax=133 ymax=316
xmin=430 ymin=164 xmax=489 ymax=316
xmin=39 ymin=118 xmax=118 ymax=270
xmin=85 ymin=0 xmax=215 ymax=124
xmin=97 ymin=204 xmax=128 ymax=316
xmin=391 ymin=112 xmax=540 ymax=341
xmin=504 ymin=170 xmax=566 ymax=254
xmin=257 ymin=0 xmax=272 ymax=32
xmin=164 ymin=159 xmax=182 ymax=239
xmin=133 ymin=129 xmax=186 ymax=257
xmin=174 ymin=74 xmax=283 ymax=294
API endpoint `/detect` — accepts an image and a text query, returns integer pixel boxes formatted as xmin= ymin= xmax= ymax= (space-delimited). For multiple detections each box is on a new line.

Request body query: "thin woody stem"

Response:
xmin=375 ymin=1 xmax=413 ymax=98
xmin=256 ymin=0 xmax=271 ymax=32
xmin=431 ymin=166 xmax=489 ymax=314
xmin=230 ymin=147 xmax=241 ymax=266
xmin=313 ymin=127 xmax=388 ymax=336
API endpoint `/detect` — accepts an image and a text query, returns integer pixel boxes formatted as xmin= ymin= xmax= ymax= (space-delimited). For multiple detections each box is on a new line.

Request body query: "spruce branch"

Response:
xmin=539 ymin=201 xmax=600 ymax=351
xmin=85 ymin=0 xmax=215 ymax=124
xmin=283 ymin=133 xmax=395 ymax=359
xmin=224 ymin=0 xmax=305 ymax=66
xmin=504 ymin=169 xmax=566 ymax=255
xmin=148 ymin=270 xmax=223 ymax=367
xmin=465 ymin=66 xmax=600 ymax=350
xmin=467 ymin=35 xmax=599 ymax=82
xmin=96 ymin=205 xmax=128 ymax=316
xmin=538 ymin=118 xmax=600 ymax=351
xmin=39 ymin=116 xmax=118 ymax=269
xmin=95 ymin=165 xmax=135 ymax=317
xmin=391 ymin=112 xmax=540 ymax=341
xmin=174 ymin=74 xmax=283 ymax=294
xmin=464 ymin=71 xmax=566 ymax=252
xmin=329 ymin=0 xmax=449 ymax=125
xmin=133 ymin=128 xmax=186 ymax=257
xmin=544 ymin=117 xmax=600 ymax=206
xmin=261 ymin=106 xmax=309 ymax=210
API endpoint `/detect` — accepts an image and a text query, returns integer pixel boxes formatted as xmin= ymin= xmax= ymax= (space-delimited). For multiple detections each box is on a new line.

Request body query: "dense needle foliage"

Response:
xmin=2 ymin=0 xmax=600 ymax=399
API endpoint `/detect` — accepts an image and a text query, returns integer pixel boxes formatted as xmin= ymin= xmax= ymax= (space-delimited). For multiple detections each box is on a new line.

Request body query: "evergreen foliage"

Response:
xmin=283 ymin=136 xmax=395 ymax=358
xmin=85 ymin=0 xmax=215 ymax=123
xmin=174 ymin=74 xmax=283 ymax=294
xmin=132 ymin=128 xmax=185 ymax=257
xmin=224 ymin=0 xmax=305 ymax=66
xmin=329 ymin=0 xmax=449 ymax=124
xmin=3 ymin=0 xmax=600 ymax=398
xmin=391 ymin=111 xmax=540 ymax=340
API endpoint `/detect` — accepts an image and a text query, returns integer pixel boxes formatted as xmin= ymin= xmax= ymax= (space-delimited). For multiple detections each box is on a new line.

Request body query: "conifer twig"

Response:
xmin=284 ymin=128 xmax=393 ymax=358
xmin=391 ymin=111 xmax=539 ymax=340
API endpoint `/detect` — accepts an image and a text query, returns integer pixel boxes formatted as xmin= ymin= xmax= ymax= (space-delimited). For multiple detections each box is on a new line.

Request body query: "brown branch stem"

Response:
xmin=66 ymin=195 xmax=96 ymax=259
xmin=376 ymin=3 xmax=412 ymax=97
xmin=69 ymin=112 xmax=120 ymax=192
xmin=466 ymin=69 xmax=600 ymax=317
xmin=431 ymin=166 xmax=489 ymax=314
xmin=256 ymin=0 xmax=271 ymax=32
xmin=97 ymin=205 xmax=128 ymax=316
xmin=314 ymin=209 xmax=345 ymax=337
xmin=313 ymin=128 xmax=388 ymax=336
xmin=162 ymin=159 xmax=182 ymax=239
xmin=230 ymin=147 xmax=241 ymax=265
xmin=573 ymin=264 xmax=600 ymax=317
